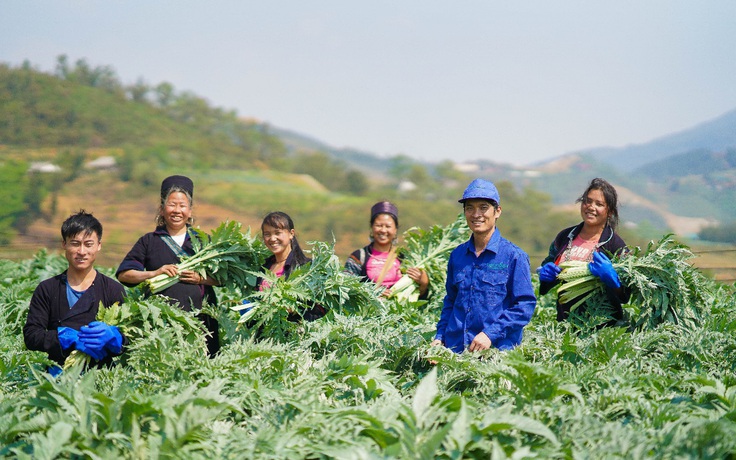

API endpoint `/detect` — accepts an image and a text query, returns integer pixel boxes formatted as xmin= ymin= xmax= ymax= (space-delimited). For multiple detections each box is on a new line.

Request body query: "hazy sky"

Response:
xmin=2 ymin=1 xmax=736 ymax=166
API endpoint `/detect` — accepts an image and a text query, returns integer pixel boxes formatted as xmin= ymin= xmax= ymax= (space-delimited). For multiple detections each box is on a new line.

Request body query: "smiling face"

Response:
xmin=371 ymin=214 xmax=398 ymax=250
xmin=463 ymin=199 xmax=501 ymax=236
xmin=63 ymin=231 xmax=101 ymax=273
xmin=161 ymin=191 xmax=192 ymax=234
xmin=580 ymin=188 xmax=609 ymax=229
xmin=262 ymin=223 xmax=294 ymax=259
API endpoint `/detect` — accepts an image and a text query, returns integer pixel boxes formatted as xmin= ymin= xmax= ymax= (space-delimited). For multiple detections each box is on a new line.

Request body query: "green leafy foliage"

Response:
xmin=553 ymin=235 xmax=714 ymax=330
xmin=238 ymin=240 xmax=385 ymax=338
xmin=64 ymin=293 xmax=210 ymax=371
xmin=145 ymin=221 xmax=269 ymax=294
xmin=2 ymin=221 xmax=736 ymax=458
xmin=391 ymin=214 xmax=468 ymax=304
xmin=618 ymin=235 xmax=713 ymax=330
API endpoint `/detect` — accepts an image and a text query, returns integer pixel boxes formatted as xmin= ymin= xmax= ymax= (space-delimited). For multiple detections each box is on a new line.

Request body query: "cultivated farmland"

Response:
xmin=1 ymin=224 xmax=735 ymax=458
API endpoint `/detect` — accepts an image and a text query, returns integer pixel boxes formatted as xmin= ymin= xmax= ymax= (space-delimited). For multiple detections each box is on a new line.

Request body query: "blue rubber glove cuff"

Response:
xmin=105 ymin=326 xmax=123 ymax=354
xmin=589 ymin=251 xmax=621 ymax=289
xmin=48 ymin=365 xmax=63 ymax=377
xmin=57 ymin=327 xmax=79 ymax=350
xmin=536 ymin=262 xmax=561 ymax=283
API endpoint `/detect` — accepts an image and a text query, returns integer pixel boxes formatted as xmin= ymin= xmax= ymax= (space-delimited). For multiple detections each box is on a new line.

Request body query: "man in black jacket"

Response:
xmin=24 ymin=210 xmax=127 ymax=375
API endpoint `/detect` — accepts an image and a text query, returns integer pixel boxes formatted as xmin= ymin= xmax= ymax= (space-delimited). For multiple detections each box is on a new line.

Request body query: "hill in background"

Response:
xmin=2 ymin=56 xmax=736 ymax=279
xmin=574 ymin=109 xmax=736 ymax=172
xmin=271 ymin=95 xmax=736 ymax=234
xmin=510 ymin=108 xmax=736 ymax=234
xmin=0 ymin=57 xmax=573 ymax=267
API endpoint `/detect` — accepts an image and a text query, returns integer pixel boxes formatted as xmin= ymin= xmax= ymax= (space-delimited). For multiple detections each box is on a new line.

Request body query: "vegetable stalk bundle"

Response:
xmin=556 ymin=260 xmax=605 ymax=312
xmin=236 ymin=240 xmax=385 ymax=334
xmin=64 ymin=295 xmax=208 ymax=370
xmin=145 ymin=220 xmax=269 ymax=294
xmin=390 ymin=215 xmax=469 ymax=304
xmin=555 ymin=234 xmax=713 ymax=329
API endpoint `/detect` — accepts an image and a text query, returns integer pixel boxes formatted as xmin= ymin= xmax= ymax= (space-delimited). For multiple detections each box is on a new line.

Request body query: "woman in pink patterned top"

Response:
xmin=344 ymin=201 xmax=429 ymax=298
xmin=537 ymin=178 xmax=630 ymax=322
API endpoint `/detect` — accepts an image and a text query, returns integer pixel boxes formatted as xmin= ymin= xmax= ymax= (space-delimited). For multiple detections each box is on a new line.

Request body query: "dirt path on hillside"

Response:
xmin=613 ymin=185 xmax=717 ymax=236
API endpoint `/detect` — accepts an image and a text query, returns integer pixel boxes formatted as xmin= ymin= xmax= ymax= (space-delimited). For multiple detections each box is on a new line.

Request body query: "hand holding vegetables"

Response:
xmin=79 ymin=321 xmax=123 ymax=354
xmin=588 ymin=251 xmax=621 ymax=289
xmin=537 ymin=262 xmax=561 ymax=282
xmin=57 ymin=327 xmax=79 ymax=351
xmin=143 ymin=221 xmax=268 ymax=294
xmin=58 ymin=326 xmax=106 ymax=361
xmin=406 ymin=267 xmax=429 ymax=293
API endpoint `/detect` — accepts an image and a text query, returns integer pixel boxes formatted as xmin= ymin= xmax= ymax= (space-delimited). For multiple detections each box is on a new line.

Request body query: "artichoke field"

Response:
xmin=1 ymin=223 xmax=735 ymax=458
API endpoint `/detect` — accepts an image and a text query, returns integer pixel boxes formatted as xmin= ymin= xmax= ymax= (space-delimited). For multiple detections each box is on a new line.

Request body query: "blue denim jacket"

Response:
xmin=435 ymin=229 xmax=536 ymax=353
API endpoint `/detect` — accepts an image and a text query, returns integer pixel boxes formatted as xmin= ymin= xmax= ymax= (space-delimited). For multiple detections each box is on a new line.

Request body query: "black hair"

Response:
xmin=261 ymin=211 xmax=310 ymax=266
xmin=370 ymin=212 xmax=399 ymax=227
xmin=577 ymin=177 xmax=620 ymax=230
xmin=61 ymin=210 xmax=103 ymax=242
xmin=462 ymin=199 xmax=499 ymax=210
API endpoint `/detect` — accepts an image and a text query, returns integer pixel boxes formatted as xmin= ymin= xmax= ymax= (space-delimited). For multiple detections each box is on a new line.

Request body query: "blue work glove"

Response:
xmin=79 ymin=321 xmax=123 ymax=355
xmin=536 ymin=262 xmax=562 ymax=283
xmin=58 ymin=326 xmax=106 ymax=360
xmin=239 ymin=299 xmax=253 ymax=316
xmin=57 ymin=327 xmax=79 ymax=350
xmin=75 ymin=339 xmax=107 ymax=361
xmin=589 ymin=251 xmax=621 ymax=289
xmin=48 ymin=365 xmax=63 ymax=377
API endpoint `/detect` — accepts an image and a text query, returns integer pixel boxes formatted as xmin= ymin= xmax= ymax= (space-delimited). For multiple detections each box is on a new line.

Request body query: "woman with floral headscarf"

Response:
xmin=344 ymin=201 xmax=428 ymax=297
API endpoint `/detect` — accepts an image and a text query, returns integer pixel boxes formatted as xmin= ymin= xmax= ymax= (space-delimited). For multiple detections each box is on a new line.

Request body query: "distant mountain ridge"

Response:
xmin=268 ymin=126 xmax=393 ymax=177
xmin=273 ymin=107 xmax=736 ymax=179
xmin=268 ymin=107 xmax=736 ymax=233
xmin=571 ymin=109 xmax=736 ymax=172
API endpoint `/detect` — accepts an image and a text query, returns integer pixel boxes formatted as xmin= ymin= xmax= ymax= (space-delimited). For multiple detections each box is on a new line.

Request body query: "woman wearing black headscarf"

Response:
xmin=116 ymin=175 xmax=220 ymax=356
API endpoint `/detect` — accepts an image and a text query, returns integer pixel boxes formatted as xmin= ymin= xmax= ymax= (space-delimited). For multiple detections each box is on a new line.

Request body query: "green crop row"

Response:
xmin=1 ymin=239 xmax=735 ymax=458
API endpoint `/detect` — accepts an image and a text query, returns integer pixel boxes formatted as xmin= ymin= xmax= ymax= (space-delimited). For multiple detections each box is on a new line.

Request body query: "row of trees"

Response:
xmin=5 ymin=56 xmax=477 ymax=245
xmin=1 ymin=57 xmax=373 ymax=186
xmin=49 ymin=55 xmax=472 ymax=197
xmin=4 ymin=56 xmax=506 ymax=205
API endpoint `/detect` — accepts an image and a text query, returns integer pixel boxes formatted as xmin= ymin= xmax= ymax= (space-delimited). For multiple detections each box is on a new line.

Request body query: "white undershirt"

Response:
xmin=171 ymin=233 xmax=186 ymax=246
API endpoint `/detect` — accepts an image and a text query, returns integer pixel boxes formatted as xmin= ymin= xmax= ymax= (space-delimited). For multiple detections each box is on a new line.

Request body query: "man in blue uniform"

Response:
xmin=432 ymin=179 xmax=536 ymax=353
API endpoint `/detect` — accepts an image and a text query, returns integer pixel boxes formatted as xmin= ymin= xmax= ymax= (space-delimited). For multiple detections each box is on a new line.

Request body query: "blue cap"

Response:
xmin=459 ymin=179 xmax=500 ymax=204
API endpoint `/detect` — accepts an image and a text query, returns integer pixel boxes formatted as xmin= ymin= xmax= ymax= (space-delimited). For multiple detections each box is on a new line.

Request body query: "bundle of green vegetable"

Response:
xmin=555 ymin=234 xmax=713 ymax=329
xmin=390 ymin=214 xmax=469 ymax=304
xmin=64 ymin=294 xmax=208 ymax=370
xmin=144 ymin=220 xmax=269 ymax=294
xmin=555 ymin=260 xmax=605 ymax=312
xmin=236 ymin=240 xmax=385 ymax=336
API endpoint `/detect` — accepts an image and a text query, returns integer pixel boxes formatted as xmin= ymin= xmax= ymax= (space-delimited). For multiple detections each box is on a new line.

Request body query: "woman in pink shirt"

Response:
xmin=257 ymin=211 xmax=325 ymax=321
xmin=344 ymin=201 xmax=428 ymax=298
xmin=537 ymin=178 xmax=629 ymax=322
